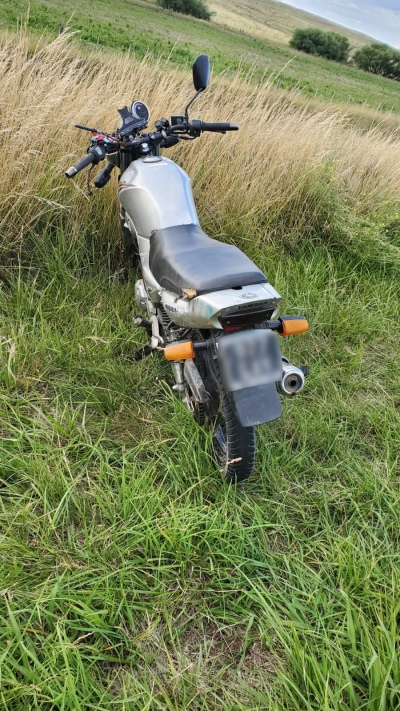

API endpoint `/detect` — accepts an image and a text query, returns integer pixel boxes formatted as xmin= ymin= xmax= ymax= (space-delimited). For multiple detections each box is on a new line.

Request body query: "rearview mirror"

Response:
xmin=193 ymin=55 xmax=210 ymax=92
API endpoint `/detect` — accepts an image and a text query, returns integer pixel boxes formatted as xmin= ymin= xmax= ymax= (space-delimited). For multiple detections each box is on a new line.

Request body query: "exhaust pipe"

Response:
xmin=278 ymin=360 xmax=305 ymax=396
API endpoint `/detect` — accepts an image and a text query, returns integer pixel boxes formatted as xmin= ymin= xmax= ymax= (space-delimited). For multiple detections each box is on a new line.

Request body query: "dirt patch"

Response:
xmin=99 ymin=613 xmax=279 ymax=704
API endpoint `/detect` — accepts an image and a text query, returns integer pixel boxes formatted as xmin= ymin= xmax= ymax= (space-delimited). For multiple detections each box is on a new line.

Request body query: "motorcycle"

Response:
xmin=65 ymin=54 xmax=309 ymax=482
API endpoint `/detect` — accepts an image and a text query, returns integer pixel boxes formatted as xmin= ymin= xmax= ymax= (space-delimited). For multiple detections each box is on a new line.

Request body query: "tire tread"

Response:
xmin=213 ymin=370 xmax=256 ymax=483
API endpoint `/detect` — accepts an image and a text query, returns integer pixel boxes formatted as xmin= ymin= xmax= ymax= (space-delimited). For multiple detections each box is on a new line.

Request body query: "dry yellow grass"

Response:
xmin=286 ymin=94 xmax=400 ymax=135
xmin=1 ymin=29 xmax=400 ymax=257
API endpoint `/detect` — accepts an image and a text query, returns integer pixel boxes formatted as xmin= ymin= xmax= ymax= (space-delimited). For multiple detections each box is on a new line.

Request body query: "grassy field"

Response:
xmin=2 ymin=0 xmax=400 ymax=113
xmin=1 ymin=29 xmax=400 ymax=711
xmin=205 ymin=0 xmax=374 ymax=47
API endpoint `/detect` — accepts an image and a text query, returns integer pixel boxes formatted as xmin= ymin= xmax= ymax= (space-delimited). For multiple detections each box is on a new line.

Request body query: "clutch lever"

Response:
xmin=75 ymin=124 xmax=100 ymax=132
xmin=87 ymin=165 xmax=94 ymax=196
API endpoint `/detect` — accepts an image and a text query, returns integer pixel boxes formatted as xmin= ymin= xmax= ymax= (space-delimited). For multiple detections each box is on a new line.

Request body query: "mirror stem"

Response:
xmin=185 ymin=88 xmax=204 ymax=121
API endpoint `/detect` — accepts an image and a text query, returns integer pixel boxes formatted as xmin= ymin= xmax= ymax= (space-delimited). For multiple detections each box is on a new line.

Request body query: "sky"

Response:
xmin=277 ymin=0 xmax=400 ymax=47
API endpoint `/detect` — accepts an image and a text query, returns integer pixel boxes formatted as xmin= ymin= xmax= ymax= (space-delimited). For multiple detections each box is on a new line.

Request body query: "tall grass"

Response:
xmin=1 ymin=29 xmax=400 ymax=265
xmin=0 ymin=30 xmax=399 ymax=710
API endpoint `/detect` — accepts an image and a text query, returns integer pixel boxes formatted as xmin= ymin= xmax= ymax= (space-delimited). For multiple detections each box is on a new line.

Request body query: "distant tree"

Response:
xmin=290 ymin=28 xmax=350 ymax=62
xmin=353 ymin=43 xmax=400 ymax=80
xmin=334 ymin=33 xmax=351 ymax=62
xmin=157 ymin=0 xmax=212 ymax=21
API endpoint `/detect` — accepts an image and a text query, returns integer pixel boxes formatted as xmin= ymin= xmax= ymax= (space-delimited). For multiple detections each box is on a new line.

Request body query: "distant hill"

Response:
xmin=2 ymin=0 xmax=398 ymax=114
xmin=208 ymin=0 xmax=374 ymax=48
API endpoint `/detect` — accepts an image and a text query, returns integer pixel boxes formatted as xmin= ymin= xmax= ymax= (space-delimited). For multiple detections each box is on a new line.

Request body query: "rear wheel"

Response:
xmin=212 ymin=388 xmax=256 ymax=483
xmin=212 ymin=393 xmax=256 ymax=484
xmin=186 ymin=341 xmax=256 ymax=483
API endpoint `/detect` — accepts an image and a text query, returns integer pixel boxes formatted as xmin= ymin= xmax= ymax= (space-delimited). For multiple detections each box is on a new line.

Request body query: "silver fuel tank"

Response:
xmin=118 ymin=156 xmax=199 ymax=238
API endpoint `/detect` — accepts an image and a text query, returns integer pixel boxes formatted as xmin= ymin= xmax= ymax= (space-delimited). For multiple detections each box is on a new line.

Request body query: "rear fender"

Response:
xmin=199 ymin=338 xmax=282 ymax=428
xmin=230 ymin=384 xmax=281 ymax=427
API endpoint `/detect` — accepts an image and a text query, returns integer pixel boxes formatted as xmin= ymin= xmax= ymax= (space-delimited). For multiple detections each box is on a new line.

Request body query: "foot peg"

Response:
xmin=134 ymin=316 xmax=151 ymax=328
xmin=132 ymin=344 xmax=153 ymax=361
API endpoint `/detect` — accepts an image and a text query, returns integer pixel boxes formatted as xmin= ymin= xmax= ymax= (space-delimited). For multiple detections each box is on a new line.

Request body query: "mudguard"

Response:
xmin=231 ymin=383 xmax=281 ymax=427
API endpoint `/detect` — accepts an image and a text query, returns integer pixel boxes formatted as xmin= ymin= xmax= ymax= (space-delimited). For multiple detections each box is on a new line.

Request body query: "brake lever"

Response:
xmin=87 ymin=165 xmax=94 ymax=196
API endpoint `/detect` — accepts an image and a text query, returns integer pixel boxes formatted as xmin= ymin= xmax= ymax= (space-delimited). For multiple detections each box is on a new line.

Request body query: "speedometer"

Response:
xmin=131 ymin=101 xmax=150 ymax=122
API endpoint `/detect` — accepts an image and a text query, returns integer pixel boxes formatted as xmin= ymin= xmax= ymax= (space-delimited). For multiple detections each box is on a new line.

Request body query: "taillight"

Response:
xmin=219 ymin=304 xmax=277 ymax=331
xmin=222 ymin=324 xmax=247 ymax=333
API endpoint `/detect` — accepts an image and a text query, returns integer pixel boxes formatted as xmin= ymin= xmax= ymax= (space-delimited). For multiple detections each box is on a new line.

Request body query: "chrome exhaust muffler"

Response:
xmin=278 ymin=359 xmax=305 ymax=396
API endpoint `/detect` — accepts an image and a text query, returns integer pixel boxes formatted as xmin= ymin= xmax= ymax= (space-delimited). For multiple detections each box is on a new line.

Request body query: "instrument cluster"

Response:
xmin=131 ymin=101 xmax=150 ymax=122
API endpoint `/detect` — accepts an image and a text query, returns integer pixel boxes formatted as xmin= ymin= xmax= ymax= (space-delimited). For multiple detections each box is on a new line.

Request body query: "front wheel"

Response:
xmin=211 ymin=388 xmax=256 ymax=483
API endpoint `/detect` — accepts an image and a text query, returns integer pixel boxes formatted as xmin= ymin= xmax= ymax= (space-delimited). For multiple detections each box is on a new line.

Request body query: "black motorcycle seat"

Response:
xmin=149 ymin=224 xmax=267 ymax=296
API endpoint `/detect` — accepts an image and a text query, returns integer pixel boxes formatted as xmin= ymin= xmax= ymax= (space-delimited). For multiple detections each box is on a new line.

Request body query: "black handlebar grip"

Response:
xmin=200 ymin=122 xmax=239 ymax=132
xmin=65 ymin=152 xmax=95 ymax=178
xmin=65 ymin=144 xmax=106 ymax=178
xmin=94 ymin=162 xmax=115 ymax=189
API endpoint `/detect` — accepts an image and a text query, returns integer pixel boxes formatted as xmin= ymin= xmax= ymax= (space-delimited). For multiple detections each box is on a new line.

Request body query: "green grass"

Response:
xmin=1 ymin=25 xmax=400 ymax=711
xmin=3 ymin=0 xmax=400 ymax=112
xmin=1 ymin=213 xmax=399 ymax=708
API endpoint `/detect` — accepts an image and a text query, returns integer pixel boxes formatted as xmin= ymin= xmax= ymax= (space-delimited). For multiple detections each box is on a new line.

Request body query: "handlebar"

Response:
xmin=195 ymin=121 xmax=239 ymax=133
xmin=65 ymin=119 xmax=239 ymax=180
xmin=133 ymin=119 xmax=239 ymax=143
xmin=65 ymin=144 xmax=106 ymax=178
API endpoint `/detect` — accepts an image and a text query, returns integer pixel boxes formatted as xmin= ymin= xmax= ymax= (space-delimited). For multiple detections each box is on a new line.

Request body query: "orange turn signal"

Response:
xmin=279 ymin=316 xmax=309 ymax=336
xmin=164 ymin=340 xmax=195 ymax=361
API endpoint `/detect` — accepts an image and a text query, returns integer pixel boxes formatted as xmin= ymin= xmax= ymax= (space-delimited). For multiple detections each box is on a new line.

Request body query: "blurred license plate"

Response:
xmin=218 ymin=330 xmax=282 ymax=392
